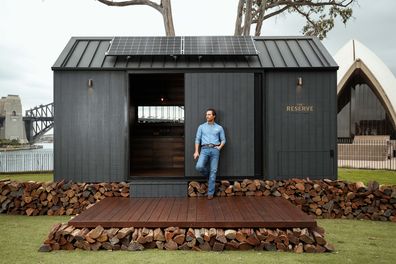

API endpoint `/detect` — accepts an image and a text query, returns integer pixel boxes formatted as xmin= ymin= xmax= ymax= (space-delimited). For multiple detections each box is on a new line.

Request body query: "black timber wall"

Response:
xmin=265 ymin=71 xmax=337 ymax=180
xmin=185 ymin=72 xmax=255 ymax=178
xmin=54 ymin=71 xmax=128 ymax=182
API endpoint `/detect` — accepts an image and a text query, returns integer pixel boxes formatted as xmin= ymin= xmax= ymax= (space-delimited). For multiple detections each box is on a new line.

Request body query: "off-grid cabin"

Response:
xmin=53 ymin=36 xmax=338 ymax=197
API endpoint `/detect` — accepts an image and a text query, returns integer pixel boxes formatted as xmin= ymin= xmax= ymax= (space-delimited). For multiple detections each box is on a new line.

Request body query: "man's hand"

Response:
xmin=193 ymin=152 xmax=199 ymax=160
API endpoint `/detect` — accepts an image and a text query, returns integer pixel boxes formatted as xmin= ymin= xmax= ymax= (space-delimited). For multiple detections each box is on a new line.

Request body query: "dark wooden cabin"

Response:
xmin=53 ymin=36 xmax=338 ymax=197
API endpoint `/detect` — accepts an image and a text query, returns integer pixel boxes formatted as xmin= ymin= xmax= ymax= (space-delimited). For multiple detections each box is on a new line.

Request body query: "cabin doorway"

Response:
xmin=129 ymin=73 xmax=184 ymax=177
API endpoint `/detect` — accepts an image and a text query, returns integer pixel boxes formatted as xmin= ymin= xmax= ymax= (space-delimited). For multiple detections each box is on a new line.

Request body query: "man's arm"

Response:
xmin=194 ymin=126 xmax=202 ymax=160
xmin=194 ymin=143 xmax=200 ymax=160
xmin=217 ymin=126 xmax=226 ymax=150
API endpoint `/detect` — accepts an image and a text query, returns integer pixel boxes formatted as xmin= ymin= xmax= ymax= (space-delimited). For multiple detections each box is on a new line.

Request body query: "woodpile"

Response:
xmin=0 ymin=180 xmax=129 ymax=216
xmin=188 ymin=179 xmax=396 ymax=222
xmin=39 ymin=224 xmax=334 ymax=253
xmin=1 ymin=178 xmax=395 ymax=222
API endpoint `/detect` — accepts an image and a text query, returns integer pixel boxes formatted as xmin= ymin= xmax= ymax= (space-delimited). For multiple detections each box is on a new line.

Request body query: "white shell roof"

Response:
xmin=334 ymin=39 xmax=396 ymax=124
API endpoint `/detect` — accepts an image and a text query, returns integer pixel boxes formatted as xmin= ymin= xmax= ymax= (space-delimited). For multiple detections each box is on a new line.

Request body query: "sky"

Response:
xmin=1 ymin=0 xmax=395 ymax=112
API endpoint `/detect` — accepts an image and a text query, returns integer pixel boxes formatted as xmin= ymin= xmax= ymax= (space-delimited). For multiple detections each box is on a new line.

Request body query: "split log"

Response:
xmin=215 ymin=229 xmax=227 ymax=244
xmin=173 ymin=234 xmax=186 ymax=245
xmin=164 ymin=240 xmax=178 ymax=250
xmin=154 ymin=228 xmax=165 ymax=241
xmin=87 ymin=225 xmax=104 ymax=240
xmin=225 ymin=229 xmax=237 ymax=240
xmin=212 ymin=241 xmax=225 ymax=251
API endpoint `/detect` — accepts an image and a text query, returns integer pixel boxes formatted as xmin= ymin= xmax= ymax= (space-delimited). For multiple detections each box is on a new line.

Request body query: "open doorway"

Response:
xmin=129 ymin=74 xmax=184 ymax=177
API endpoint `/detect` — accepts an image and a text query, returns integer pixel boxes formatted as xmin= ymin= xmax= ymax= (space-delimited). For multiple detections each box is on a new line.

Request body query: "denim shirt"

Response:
xmin=195 ymin=122 xmax=226 ymax=145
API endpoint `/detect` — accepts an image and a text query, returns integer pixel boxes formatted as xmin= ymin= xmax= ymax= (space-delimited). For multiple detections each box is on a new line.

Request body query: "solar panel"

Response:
xmin=183 ymin=36 xmax=257 ymax=56
xmin=106 ymin=36 xmax=182 ymax=56
xmin=105 ymin=36 xmax=258 ymax=56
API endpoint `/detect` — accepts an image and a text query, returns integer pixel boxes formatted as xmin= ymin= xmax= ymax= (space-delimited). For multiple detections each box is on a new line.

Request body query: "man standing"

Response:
xmin=194 ymin=108 xmax=226 ymax=200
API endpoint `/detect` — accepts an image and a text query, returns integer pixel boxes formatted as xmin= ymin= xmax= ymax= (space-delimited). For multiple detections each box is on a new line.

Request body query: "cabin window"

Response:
xmin=138 ymin=106 xmax=184 ymax=123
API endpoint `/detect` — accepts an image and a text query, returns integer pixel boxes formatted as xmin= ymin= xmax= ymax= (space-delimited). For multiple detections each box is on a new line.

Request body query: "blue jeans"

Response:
xmin=195 ymin=147 xmax=220 ymax=196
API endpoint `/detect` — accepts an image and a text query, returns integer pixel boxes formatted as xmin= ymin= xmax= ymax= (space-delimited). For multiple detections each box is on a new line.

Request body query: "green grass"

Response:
xmin=0 ymin=173 xmax=53 ymax=182
xmin=338 ymin=168 xmax=396 ymax=185
xmin=0 ymin=215 xmax=395 ymax=264
xmin=1 ymin=169 xmax=395 ymax=186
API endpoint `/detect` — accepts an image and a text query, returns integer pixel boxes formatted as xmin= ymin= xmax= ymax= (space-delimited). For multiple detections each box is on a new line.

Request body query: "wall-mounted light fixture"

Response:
xmin=88 ymin=79 xmax=93 ymax=88
xmin=297 ymin=77 xmax=303 ymax=87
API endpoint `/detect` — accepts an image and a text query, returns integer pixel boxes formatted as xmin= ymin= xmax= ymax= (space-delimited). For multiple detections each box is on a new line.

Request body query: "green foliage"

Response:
xmin=300 ymin=3 xmax=354 ymax=39
xmin=0 ymin=139 xmax=23 ymax=147
xmin=239 ymin=0 xmax=356 ymax=39
xmin=0 ymin=215 xmax=395 ymax=264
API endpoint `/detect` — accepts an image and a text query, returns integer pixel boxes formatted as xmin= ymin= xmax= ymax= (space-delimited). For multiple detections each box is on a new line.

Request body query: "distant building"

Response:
xmin=335 ymin=40 xmax=396 ymax=139
xmin=0 ymin=95 xmax=28 ymax=143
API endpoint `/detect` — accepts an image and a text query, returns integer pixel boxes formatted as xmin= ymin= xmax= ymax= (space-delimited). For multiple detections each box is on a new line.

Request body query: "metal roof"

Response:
xmin=52 ymin=36 xmax=337 ymax=70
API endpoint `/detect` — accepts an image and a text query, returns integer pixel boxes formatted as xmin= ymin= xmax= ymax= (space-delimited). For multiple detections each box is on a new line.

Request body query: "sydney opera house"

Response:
xmin=335 ymin=40 xmax=396 ymax=139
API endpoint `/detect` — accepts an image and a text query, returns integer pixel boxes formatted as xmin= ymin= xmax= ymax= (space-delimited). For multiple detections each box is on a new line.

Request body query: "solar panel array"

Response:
xmin=183 ymin=36 xmax=257 ymax=55
xmin=106 ymin=37 xmax=182 ymax=56
xmin=106 ymin=36 xmax=258 ymax=56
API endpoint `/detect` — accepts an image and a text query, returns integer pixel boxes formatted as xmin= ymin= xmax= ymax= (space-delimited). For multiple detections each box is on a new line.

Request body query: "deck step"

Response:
xmin=129 ymin=179 xmax=188 ymax=197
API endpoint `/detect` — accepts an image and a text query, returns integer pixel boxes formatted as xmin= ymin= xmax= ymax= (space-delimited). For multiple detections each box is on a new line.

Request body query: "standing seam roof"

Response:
xmin=52 ymin=36 xmax=338 ymax=70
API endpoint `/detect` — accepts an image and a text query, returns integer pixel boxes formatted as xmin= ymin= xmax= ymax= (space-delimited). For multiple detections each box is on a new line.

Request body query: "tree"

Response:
xmin=97 ymin=0 xmax=175 ymax=36
xmin=234 ymin=0 xmax=356 ymax=39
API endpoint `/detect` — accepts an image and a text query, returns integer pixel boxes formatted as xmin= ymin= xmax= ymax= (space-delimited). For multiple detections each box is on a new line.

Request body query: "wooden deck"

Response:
xmin=68 ymin=196 xmax=316 ymax=228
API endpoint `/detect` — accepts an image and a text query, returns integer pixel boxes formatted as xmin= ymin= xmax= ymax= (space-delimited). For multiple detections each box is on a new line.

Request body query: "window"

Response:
xmin=138 ymin=106 xmax=184 ymax=123
xmin=12 ymin=111 xmax=16 ymax=116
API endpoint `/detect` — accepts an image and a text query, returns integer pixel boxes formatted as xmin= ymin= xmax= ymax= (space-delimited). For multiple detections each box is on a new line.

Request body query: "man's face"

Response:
xmin=206 ymin=111 xmax=215 ymax=122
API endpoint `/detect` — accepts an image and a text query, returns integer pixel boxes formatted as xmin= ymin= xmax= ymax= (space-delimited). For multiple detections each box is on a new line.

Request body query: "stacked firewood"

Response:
xmin=39 ymin=224 xmax=334 ymax=253
xmin=0 ymin=180 xmax=129 ymax=216
xmin=188 ymin=179 xmax=396 ymax=222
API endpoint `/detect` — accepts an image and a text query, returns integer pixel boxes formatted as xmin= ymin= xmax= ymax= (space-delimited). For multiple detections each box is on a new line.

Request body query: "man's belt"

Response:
xmin=201 ymin=144 xmax=220 ymax=148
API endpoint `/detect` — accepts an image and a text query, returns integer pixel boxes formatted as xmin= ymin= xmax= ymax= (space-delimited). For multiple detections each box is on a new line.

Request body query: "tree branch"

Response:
xmin=243 ymin=0 xmax=253 ymax=35
xmin=262 ymin=5 xmax=290 ymax=21
xmin=234 ymin=0 xmax=245 ymax=35
xmin=267 ymin=0 xmax=354 ymax=9
xmin=255 ymin=0 xmax=267 ymax=36
xmin=97 ymin=0 xmax=162 ymax=13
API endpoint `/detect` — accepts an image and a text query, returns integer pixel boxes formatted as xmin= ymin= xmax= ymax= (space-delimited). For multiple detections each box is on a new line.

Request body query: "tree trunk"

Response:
xmin=255 ymin=0 xmax=267 ymax=36
xmin=161 ymin=0 xmax=175 ymax=36
xmin=243 ymin=0 xmax=253 ymax=36
xmin=234 ymin=0 xmax=244 ymax=36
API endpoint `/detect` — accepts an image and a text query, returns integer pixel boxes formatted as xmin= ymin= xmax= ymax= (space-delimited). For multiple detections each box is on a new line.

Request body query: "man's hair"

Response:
xmin=206 ymin=108 xmax=216 ymax=117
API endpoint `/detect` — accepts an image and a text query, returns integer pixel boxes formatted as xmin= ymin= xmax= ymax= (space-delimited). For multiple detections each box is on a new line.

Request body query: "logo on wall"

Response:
xmin=286 ymin=103 xmax=314 ymax=112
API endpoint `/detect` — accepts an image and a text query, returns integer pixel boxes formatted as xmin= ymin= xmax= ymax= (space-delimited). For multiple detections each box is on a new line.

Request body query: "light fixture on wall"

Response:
xmin=296 ymin=77 xmax=303 ymax=96
xmin=297 ymin=77 xmax=303 ymax=87
xmin=88 ymin=79 xmax=94 ymax=96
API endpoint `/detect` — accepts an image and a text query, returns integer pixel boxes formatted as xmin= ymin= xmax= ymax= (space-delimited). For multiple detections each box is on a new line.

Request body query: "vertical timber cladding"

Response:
xmin=185 ymin=73 xmax=255 ymax=178
xmin=265 ymin=71 xmax=337 ymax=180
xmin=54 ymin=71 xmax=128 ymax=182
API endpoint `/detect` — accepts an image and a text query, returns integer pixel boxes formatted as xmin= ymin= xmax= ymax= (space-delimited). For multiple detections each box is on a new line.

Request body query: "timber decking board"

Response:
xmin=68 ymin=196 xmax=316 ymax=228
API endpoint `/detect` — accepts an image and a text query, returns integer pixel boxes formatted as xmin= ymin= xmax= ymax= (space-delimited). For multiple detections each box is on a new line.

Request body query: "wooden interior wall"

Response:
xmin=129 ymin=74 xmax=185 ymax=176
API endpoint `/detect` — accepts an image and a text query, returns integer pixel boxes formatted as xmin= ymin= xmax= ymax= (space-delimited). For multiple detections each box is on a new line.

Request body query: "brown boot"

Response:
xmin=207 ymin=195 xmax=214 ymax=200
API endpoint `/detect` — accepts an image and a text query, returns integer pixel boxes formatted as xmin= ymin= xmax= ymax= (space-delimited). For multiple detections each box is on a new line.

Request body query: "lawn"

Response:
xmin=2 ymin=169 xmax=396 ymax=185
xmin=338 ymin=168 xmax=396 ymax=185
xmin=0 ymin=215 xmax=395 ymax=264
xmin=0 ymin=173 xmax=53 ymax=182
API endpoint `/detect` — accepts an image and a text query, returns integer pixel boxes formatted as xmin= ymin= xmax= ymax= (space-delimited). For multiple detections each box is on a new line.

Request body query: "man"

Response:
xmin=194 ymin=108 xmax=226 ymax=200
